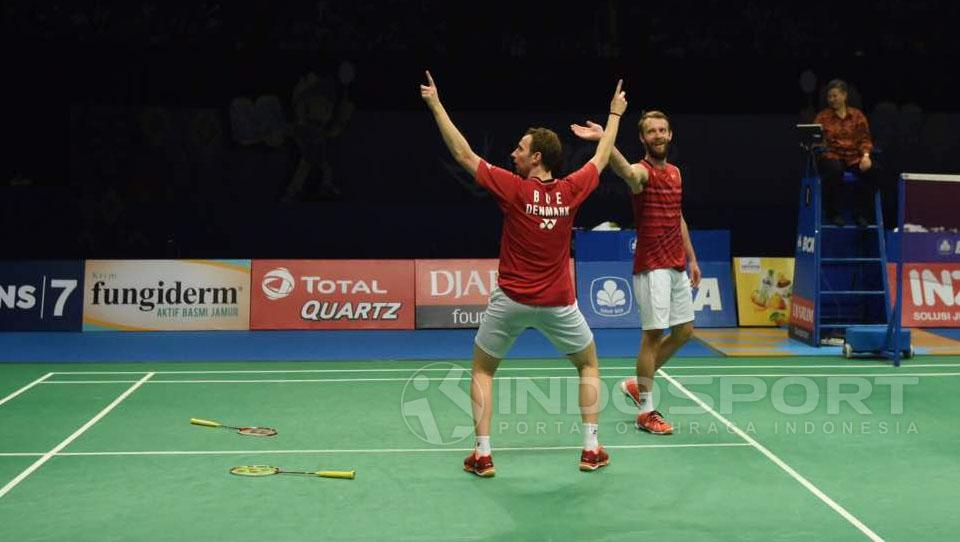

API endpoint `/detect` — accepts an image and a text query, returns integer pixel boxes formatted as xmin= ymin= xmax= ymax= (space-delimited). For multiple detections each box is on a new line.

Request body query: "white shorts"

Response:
xmin=634 ymin=269 xmax=695 ymax=331
xmin=474 ymin=287 xmax=594 ymax=359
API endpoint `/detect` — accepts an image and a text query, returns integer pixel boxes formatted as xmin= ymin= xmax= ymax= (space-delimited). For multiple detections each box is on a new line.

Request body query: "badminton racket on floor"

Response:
xmin=229 ymin=465 xmax=355 ymax=479
xmin=190 ymin=417 xmax=278 ymax=437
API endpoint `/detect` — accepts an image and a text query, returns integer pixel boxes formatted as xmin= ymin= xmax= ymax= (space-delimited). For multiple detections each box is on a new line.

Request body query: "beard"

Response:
xmin=645 ymin=141 xmax=669 ymax=160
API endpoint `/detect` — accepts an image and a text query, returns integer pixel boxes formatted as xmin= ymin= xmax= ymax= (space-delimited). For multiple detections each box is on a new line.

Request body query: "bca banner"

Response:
xmin=83 ymin=260 xmax=251 ymax=331
xmin=251 ymin=260 xmax=415 ymax=329
xmin=887 ymin=262 xmax=960 ymax=327
xmin=575 ymin=261 xmax=639 ymax=328
xmin=0 ymin=261 xmax=84 ymax=331
xmin=691 ymin=261 xmax=737 ymax=327
xmin=734 ymin=257 xmax=794 ymax=327
xmin=416 ymin=260 xmax=498 ymax=328
xmin=575 ymin=261 xmax=736 ymax=328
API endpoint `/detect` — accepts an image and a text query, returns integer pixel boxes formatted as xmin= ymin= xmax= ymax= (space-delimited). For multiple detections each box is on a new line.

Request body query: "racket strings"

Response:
xmin=230 ymin=465 xmax=278 ymax=476
xmin=238 ymin=427 xmax=278 ymax=436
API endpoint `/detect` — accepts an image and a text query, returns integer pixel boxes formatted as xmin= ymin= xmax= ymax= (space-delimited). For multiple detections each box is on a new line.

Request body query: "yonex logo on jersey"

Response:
xmin=540 ymin=219 xmax=557 ymax=230
xmin=589 ymin=277 xmax=632 ymax=317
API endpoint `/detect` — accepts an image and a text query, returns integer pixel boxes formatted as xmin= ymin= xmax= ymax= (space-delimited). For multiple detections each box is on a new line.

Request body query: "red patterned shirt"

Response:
xmin=814 ymin=107 xmax=874 ymax=166
xmin=632 ymin=160 xmax=685 ymax=273
xmin=475 ymin=160 xmax=599 ymax=306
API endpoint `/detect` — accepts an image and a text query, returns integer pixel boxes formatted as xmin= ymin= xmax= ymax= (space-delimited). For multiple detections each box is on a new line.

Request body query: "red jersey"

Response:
xmin=475 ymin=160 xmax=599 ymax=306
xmin=632 ymin=160 xmax=685 ymax=273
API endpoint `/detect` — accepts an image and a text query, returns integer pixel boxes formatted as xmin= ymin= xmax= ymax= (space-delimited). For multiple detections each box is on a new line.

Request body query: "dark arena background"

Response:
xmin=3 ymin=0 xmax=959 ymax=259
xmin=2 ymin=1 xmax=960 ymax=541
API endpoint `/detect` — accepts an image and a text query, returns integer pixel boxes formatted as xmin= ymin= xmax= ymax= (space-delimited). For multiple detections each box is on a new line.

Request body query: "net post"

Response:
xmin=893 ymin=174 xmax=907 ymax=367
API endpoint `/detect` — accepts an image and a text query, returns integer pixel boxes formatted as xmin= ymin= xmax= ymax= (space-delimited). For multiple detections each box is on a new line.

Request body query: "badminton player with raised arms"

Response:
xmin=421 ymin=71 xmax=627 ymax=476
xmin=571 ymin=110 xmax=699 ymax=436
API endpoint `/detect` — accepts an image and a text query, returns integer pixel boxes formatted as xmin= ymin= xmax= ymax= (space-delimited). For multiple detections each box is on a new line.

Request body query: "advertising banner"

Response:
xmin=0 ymin=261 xmax=84 ymax=331
xmin=735 ymin=257 xmax=795 ymax=327
xmin=251 ymin=260 xmax=415 ymax=330
xmin=576 ymin=260 xmax=737 ymax=328
xmin=574 ymin=230 xmax=731 ymax=262
xmin=575 ymin=261 xmax=639 ymax=328
xmin=790 ymin=295 xmax=815 ymax=336
xmin=415 ymin=260 xmax=498 ymax=328
xmin=887 ymin=232 xmax=960 ymax=263
xmin=414 ymin=259 xmax=575 ymax=329
xmin=83 ymin=260 xmax=251 ymax=331
xmin=691 ymin=261 xmax=738 ymax=327
xmin=789 ymin=174 xmax=818 ymax=344
xmin=887 ymin=262 xmax=960 ymax=327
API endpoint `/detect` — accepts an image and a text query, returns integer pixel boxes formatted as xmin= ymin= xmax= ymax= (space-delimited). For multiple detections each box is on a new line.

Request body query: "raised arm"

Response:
xmin=571 ymin=122 xmax=648 ymax=193
xmin=588 ymin=80 xmax=628 ymax=173
xmin=610 ymin=146 xmax=648 ymax=194
xmin=420 ymin=70 xmax=481 ymax=174
xmin=681 ymin=215 xmax=701 ymax=288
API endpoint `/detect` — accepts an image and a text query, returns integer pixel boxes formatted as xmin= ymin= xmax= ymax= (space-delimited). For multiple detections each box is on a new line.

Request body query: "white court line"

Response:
xmin=43 ymin=381 xmax=145 ymax=384
xmin=37 ymin=372 xmax=960 ymax=385
xmin=0 ymin=373 xmax=155 ymax=500
xmin=0 ymin=442 xmax=750 ymax=458
xmin=0 ymin=373 xmax=53 ymax=407
xmin=48 ymin=362 xmax=960 ymax=375
xmin=658 ymin=369 xmax=884 ymax=542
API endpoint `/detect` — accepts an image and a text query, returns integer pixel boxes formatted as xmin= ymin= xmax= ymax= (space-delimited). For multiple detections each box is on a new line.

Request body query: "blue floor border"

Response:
xmin=0 ymin=329 xmax=717 ymax=363
xmin=927 ymin=328 xmax=960 ymax=342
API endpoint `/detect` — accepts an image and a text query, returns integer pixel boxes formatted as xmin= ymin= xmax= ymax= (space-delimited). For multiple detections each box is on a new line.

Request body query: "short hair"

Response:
xmin=638 ymin=110 xmax=671 ymax=132
xmin=826 ymin=79 xmax=848 ymax=94
xmin=524 ymin=127 xmax=563 ymax=174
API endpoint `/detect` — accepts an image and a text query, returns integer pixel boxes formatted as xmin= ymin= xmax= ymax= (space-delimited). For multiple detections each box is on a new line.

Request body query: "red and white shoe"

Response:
xmin=463 ymin=452 xmax=496 ymax=477
xmin=636 ymin=410 xmax=674 ymax=435
xmin=579 ymin=446 xmax=610 ymax=472
xmin=619 ymin=377 xmax=642 ymax=408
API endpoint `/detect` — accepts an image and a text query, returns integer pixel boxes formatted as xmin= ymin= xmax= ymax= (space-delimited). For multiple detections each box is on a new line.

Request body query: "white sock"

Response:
xmin=583 ymin=423 xmax=599 ymax=451
xmin=638 ymin=392 xmax=654 ymax=414
xmin=475 ymin=436 xmax=491 ymax=456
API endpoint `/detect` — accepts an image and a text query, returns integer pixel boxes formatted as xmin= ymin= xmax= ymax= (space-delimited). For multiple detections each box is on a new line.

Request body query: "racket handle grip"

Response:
xmin=316 ymin=470 xmax=356 ymax=479
xmin=190 ymin=418 xmax=221 ymax=428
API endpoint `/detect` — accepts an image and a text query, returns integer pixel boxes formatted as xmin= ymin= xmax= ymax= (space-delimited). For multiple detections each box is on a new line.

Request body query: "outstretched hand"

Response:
xmin=420 ymin=70 xmax=440 ymax=108
xmin=571 ymin=80 xmax=626 ymax=141
xmin=570 ymin=120 xmax=604 ymax=141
